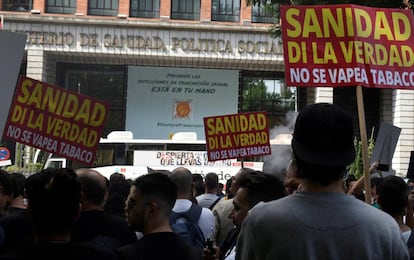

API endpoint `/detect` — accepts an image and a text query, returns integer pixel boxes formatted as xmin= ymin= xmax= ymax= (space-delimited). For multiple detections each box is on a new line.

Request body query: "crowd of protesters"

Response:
xmin=0 ymin=103 xmax=412 ymax=259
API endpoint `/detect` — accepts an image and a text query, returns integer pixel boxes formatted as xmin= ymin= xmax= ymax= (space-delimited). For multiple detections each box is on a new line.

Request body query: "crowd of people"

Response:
xmin=0 ymin=102 xmax=412 ymax=259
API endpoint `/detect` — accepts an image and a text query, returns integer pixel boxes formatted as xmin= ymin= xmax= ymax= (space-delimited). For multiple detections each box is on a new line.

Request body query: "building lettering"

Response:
xmin=103 ymin=35 xmax=164 ymax=49
xmin=13 ymin=30 xmax=282 ymax=55
xmin=23 ymin=31 xmax=74 ymax=45
xmin=171 ymin=37 xmax=232 ymax=53
xmin=80 ymin=33 xmax=98 ymax=46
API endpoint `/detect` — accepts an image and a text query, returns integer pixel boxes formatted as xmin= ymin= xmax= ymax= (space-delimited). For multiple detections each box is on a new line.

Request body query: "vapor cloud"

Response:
xmin=263 ymin=111 xmax=298 ymax=180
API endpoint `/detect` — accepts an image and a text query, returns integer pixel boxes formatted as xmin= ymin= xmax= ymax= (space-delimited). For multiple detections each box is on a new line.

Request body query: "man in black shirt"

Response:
xmin=72 ymin=168 xmax=137 ymax=249
xmin=116 ymin=172 xmax=201 ymax=260
xmin=1 ymin=168 xmax=117 ymax=260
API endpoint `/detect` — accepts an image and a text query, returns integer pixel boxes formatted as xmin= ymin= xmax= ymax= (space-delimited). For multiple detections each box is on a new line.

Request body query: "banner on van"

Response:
xmin=2 ymin=76 xmax=110 ymax=166
xmin=204 ymin=111 xmax=271 ymax=161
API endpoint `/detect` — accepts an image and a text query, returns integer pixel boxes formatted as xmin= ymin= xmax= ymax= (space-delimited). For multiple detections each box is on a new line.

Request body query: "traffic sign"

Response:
xmin=0 ymin=147 xmax=10 ymax=160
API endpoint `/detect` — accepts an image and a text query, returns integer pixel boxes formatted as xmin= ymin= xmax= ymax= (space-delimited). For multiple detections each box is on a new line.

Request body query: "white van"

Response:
xmin=44 ymin=131 xmax=265 ymax=182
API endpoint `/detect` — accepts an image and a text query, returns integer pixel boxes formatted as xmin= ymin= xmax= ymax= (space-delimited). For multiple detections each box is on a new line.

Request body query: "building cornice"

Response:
xmin=0 ymin=13 xmax=279 ymax=34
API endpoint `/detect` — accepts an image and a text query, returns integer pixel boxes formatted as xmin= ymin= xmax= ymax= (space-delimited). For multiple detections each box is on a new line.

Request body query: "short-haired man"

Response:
xmin=116 ymin=172 xmax=201 ymax=260
xmin=1 ymin=168 xmax=117 ymax=260
xmin=169 ymin=167 xmax=215 ymax=244
xmin=211 ymin=172 xmax=286 ymax=260
xmin=0 ymin=170 xmax=16 ymax=246
xmin=196 ymin=172 xmax=220 ymax=209
xmin=212 ymin=167 xmax=255 ymax=246
xmin=71 ymin=168 xmax=137 ymax=249
xmin=235 ymin=103 xmax=409 ymax=260
xmin=376 ymin=176 xmax=411 ymax=239
xmin=0 ymin=170 xmax=14 ymax=216
xmin=0 ymin=172 xmax=31 ymax=253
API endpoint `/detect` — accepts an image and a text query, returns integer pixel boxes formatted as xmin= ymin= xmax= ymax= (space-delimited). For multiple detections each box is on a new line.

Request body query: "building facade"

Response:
xmin=0 ymin=0 xmax=413 ymax=176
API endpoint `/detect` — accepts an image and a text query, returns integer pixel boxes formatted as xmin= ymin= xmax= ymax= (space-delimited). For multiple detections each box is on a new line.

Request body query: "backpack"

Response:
xmin=209 ymin=197 xmax=222 ymax=210
xmin=407 ymin=229 xmax=414 ymax=249
xmin=169 ymin=203 xmax=206 ymax=251
xmin=407 ymin=230 xmax=414 ymax=259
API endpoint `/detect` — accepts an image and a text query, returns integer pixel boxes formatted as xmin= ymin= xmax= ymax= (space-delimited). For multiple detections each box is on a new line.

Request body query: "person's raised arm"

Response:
xmin=347 ymin=161 xmax=379 ymax=198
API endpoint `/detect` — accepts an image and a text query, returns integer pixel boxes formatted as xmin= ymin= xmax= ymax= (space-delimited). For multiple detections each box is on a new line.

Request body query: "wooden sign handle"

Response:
xmin=356 ymin=85 xmax=372 ymax=204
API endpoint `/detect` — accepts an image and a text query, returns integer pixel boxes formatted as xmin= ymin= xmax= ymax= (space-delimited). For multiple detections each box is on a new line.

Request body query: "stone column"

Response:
xmin=315 ymin=87 xmax=333 ymax=103
xmin=392 ymin=89 xmax=414 ymax=177
xmin=26 ymin=48 xmax=45 ymax=81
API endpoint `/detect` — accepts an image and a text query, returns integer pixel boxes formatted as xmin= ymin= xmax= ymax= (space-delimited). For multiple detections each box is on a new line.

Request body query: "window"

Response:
xmin=46 ymin=0 xmax=76 ymax=14
xmin=241 ymin=74 xmax=296 ymax=117
xmin=212 ymin=0 xmax=240 ymax=22
xmin=130 ymin=0 xmax=160 ymax=18
xmin=240 ymin=73 xmax=296 ymax=164
xmin=2 ymin=0 xmax=32 ymax=11
xmin=252 ymin=0 xmax=276 ymax=23
xmin=57 ymin=64 xmax=126 ymax=137
xmin=171 ymin=0 xmax=200 ymax=20
xmin=88 ymin=0 xmax=118 ymax=16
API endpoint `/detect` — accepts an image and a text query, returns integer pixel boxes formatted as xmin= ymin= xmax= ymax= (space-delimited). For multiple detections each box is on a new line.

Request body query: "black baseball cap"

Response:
xmin=292 ymin=103 xmax=356 ymax=166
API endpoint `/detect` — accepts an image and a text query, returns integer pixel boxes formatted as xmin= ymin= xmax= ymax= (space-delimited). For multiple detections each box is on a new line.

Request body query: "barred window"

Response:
xmin=88 ymin=0 xmax=118 ymax=16
xmin=241 ymin=77 xmax=296 ymax=115
xmin=57 ymin=64 xmax=126 ymax=137
xmin=46 ymin=0 xmax=76 ymax=14
xmin=2 ymin=0 xmax=32 ymax=12
xmin=130 ymin=0 xmax=160 ymax=18
xmin=212 ymin=0 xmax=240 ymax=22
xmin=252 ymin=0 xmax=276 ymax=23
xmin=171 ymin=0 xmax=200 ymax=20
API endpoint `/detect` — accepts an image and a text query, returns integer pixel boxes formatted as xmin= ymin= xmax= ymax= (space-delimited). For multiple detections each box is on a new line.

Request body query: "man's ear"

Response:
xmin=146 ymin=202 xmax=159 ymax=217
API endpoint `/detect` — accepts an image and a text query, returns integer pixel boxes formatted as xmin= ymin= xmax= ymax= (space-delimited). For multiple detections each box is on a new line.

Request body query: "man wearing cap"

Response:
xmin=235 ymin=103 xmax=409 ymax=260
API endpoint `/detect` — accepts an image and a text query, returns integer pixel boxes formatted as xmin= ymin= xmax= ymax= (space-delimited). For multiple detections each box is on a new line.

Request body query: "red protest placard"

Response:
xmin=2 ymin=76 xmax=110 ymax=166
xmin=204 ymin=111 xmax=271 ymax=161
xmin=281 ymin=4 xmax=414 ymax=89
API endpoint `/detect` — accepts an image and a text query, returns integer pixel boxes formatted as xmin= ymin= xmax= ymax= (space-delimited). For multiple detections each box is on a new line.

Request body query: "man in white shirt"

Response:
xmin=196 ymin=172 xmax=220 ymax=209
xmin=169 ymin=167 xmax=215 ymax=241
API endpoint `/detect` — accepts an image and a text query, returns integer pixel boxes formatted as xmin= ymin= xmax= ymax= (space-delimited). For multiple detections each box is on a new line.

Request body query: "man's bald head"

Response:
xmin=169 ymin=167 xmax=193 ymax=198
xmin=76 ymin=168 xmax=109 ymax=210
